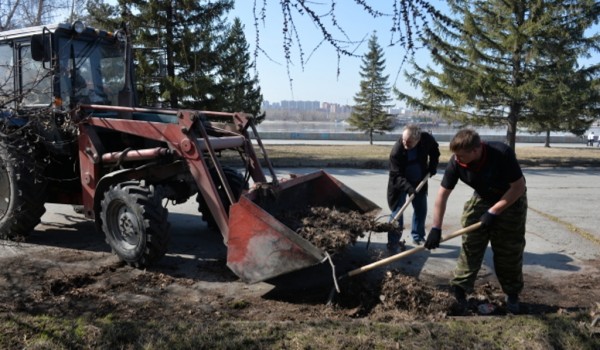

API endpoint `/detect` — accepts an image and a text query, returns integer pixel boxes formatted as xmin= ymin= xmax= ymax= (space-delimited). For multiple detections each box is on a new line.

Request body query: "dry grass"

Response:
xmin=252 ymin=144 xmax=600 ymax=168
xmin=2 ymin=312 xmax=597 ymax=349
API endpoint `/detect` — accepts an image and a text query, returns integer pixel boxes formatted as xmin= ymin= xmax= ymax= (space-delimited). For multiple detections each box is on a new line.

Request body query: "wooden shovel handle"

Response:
xmin=391 ymin=173 xmax=430 ymax=223
xmin=346 ymin=222 xmax=482 ymax=278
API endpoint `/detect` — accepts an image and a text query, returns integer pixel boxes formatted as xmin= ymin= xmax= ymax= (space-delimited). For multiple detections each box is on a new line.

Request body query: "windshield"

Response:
xmin=57 ymin=35 xmax=125 ymax=107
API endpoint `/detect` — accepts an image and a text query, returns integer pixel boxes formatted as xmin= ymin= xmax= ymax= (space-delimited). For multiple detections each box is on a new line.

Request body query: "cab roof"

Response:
xmin=0 ymin=23 xmax=116 ymax=42
xmin=0 ymin=23 xmax=62 ymax=41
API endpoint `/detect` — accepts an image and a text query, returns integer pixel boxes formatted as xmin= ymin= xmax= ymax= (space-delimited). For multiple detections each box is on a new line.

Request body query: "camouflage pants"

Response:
xmin=450 ymin=193 xmax=527 ymax=296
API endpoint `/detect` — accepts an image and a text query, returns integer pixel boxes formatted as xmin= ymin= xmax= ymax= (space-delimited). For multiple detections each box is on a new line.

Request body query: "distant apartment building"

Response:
xmin=278 ymin=100 xmax=320 ymax=111
xmin=262 ymin=101 xmax=280 ymax=109
xmin=263 ymin=100 xmax=355 ymax=114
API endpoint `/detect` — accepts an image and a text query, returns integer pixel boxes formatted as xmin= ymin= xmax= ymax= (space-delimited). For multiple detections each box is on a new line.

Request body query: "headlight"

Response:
xmin=72 ymin=20 xmax=86 ymax=34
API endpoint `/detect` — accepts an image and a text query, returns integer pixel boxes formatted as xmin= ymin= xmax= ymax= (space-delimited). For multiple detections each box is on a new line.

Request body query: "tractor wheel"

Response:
xmin=196 ymin=167 xmax=248 ymax=229
xmin=100 ymin=180 xmax=170 ymax=267
xmin=0 ymin=138 xmax=46 ymax=240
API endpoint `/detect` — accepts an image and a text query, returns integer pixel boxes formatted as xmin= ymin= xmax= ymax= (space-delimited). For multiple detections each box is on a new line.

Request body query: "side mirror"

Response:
xmin=31 ymin=34 xmax=46 ymax=61
xmin=31 ymin=34 xmax=49 ymax=61
xmin=31 ymin=29 xmax=52 ymax=63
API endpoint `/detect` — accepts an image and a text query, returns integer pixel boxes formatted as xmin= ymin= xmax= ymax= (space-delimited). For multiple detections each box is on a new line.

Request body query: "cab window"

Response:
xmin=0 ymin=44 xmax=14 ymax=107
xmin=20 ymin=45 xmax=52 ymax=106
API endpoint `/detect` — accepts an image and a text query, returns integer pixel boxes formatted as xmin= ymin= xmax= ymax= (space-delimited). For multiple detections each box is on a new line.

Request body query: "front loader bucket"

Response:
xmin=226 ymin=170 xmax=380 ymax=284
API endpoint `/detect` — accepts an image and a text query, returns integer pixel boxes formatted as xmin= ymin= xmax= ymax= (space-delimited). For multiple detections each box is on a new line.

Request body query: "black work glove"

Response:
xmin=424 ymin=228 xmax=442 ymax=250
xmin=479 ymin=211 xmax=497 ymax=228
xmin=404 ymin=184 xmax=415 ymax=195
xmin=429 ymin=168 xmax=437 ymax=177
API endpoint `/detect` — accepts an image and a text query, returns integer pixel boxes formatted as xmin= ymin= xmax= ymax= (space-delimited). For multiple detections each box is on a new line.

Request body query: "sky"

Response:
xmin=229 ymin=1 xmax=436 ymax=107
xmin=97 ymin=0 xmax=598 ymax=108
xmin=230 ymin=1 xmax=600 ymax=108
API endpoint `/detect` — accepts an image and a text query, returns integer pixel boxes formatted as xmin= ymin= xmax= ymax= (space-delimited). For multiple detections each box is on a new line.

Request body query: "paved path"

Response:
xmin=258 ymin=139 xmax=588 ymax=148
xmin=312 ymin=167 xmax=600 ymax=282
xmin=5 ymin=167 xmax=599 ymax=292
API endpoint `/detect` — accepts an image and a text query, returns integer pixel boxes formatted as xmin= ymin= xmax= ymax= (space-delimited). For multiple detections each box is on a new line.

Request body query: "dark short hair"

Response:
xmin=449 ymin=129 xmax=481 ymax=152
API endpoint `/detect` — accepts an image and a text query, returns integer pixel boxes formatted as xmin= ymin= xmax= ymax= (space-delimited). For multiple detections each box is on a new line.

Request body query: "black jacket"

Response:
xmin=386 ymin=132 xmax=440 ymax=209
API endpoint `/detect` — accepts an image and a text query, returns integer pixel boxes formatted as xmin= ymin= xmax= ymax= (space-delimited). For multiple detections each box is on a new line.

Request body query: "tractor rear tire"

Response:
xmin=100 ymin=180 xmax=169 ymax=267
xmin=197 ymin=166 xmax=247 ymax=229
xmin=0 ymin=138 xmax=46 ymax=240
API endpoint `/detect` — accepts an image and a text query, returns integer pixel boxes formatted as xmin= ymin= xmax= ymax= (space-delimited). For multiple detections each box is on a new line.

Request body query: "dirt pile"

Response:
xmin=278 ymin=207 xmax=396 ymax=254
xmin=332 ymin=271 xmax=454 ymax=319
xmin=378 ymin=272 xmax=455 ymax=316
xmin=330 ymin=270 xmax=528 ymax=320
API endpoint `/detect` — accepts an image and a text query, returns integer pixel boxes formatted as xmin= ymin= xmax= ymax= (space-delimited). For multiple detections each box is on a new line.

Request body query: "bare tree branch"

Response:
xmin=1 ymin=0 xmax=73 ymax=29
xmin=248 ymin=0 xmax=447 ymax=94
xmin=0 ymin=0 xmax=22 ymax=30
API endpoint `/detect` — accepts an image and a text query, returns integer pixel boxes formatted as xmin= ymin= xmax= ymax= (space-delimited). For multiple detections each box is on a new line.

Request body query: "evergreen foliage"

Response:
xmin=122 ymin=0 xmax=234 ymax=110
xmin=395 ymin=0 xmax=600 ymax=148
xmin=87 ymin=0 xmax=265 ymax=113
xmin=215 ymin=18 xmax=263 ymax=118
xmin=348 ymin=33 xmax=394 ymax=145
xmin=84 ymin=0 xmax=120 ymax=29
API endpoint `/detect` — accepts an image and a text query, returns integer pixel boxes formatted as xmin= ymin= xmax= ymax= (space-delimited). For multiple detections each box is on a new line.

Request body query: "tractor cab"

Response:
xmin=51 ymin=23 xmax=128 ymax=108
xmin=0 ymin=21 xmax=129 ymax=115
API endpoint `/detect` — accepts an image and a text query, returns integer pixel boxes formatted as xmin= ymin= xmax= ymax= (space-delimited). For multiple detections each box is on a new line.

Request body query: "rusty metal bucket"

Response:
xmin=226 ymin=170 xmax=381 ymax=284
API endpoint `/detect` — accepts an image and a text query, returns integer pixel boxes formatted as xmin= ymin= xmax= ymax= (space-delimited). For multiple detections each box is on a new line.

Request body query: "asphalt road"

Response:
xmin=259 ymin=139 xmax=588 ymax=148
xmin=4 ymin=167 xmax=599 ymax=292
xmin=313 ymin=167 xmax=600 ymax=281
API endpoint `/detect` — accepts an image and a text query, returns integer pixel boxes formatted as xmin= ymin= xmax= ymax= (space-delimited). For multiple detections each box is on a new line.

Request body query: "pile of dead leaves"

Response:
xmin=377 ymin=271 xmax=455 ymax=317
xmin=332 ymin=271 xmax=457 ymax=319
xmin=278 ymin=207 xmax=396 ymax=254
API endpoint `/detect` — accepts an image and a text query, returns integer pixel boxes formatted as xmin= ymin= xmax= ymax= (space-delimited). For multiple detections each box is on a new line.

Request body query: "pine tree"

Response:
xmin=518 ymin=2 xmax=600 ymax=147
xmin=87 ymin=1 xmax=265 ymax=115
xmin=84 ymin=0 xmax=120 ymax=29
xmin=396 ymin=0 xmax=600 ymax=149
xmin=348 ymin=33 xmax=394 ymax=145
xmin=110 ymin=0 xmax=234 ymax=109
xmin=215 ymin=18 xmax=263 ymax=118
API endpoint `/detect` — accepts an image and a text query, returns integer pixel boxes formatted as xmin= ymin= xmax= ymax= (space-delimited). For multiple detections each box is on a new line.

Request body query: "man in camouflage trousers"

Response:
xmin=424 ymin=129 xmax=527 ymax=314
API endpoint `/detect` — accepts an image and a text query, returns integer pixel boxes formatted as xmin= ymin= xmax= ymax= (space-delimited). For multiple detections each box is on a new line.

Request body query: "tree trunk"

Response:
xmin=165 ymin=3 xmax=178 ymax=108
xmin=544 ymin=130 xmax=551 ymax=148
xmin=69 ymin=0 xmax=76 ymax=22
xmin=506 ymin=115 xmax=517 ymax=149
xmin=35 ymin=0 xmax=45 ymax=25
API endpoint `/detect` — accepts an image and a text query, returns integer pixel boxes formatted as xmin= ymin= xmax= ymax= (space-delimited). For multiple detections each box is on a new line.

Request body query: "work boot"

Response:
xmin=452 ymin=286 xmax=469 ymax=315
xmin=505 ymin=294 xmax=520 ymax=314
xmin=386 ymin=240 xmax=406 ymax=254
xmin=412 ymin=237 xmax=424 ymax=246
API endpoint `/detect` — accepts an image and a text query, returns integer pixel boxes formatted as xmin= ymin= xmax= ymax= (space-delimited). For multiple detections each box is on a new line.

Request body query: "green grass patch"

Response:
xmin=228 ymin=144 xmax=600 ymax=169
xmin=1 ymin=312 xmax=598 ymax=349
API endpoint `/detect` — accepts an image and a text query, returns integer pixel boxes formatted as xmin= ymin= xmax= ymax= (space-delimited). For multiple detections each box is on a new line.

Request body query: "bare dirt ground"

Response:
xmin=2 ymin=165 xmax=600 ymax=347
xmin=1 ymin=220 xmax=599 ymax=329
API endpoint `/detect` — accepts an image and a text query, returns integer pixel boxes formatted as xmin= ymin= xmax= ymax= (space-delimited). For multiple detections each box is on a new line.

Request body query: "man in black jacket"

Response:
xmin=387 ymin=124 xmax=440 ymax=251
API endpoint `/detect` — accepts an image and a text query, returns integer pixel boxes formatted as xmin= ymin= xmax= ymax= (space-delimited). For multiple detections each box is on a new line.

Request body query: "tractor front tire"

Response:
xmin=197 ymin=166 xmax=247 ymax=229
xmin=100 ymin=180 xmax=169 ymax=267
xmin=0 ymin=138 xmax=46 ymax=240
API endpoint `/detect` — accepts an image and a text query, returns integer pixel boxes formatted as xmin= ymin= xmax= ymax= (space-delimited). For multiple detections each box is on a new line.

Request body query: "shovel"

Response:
xmin=327 ymin=222 xmax=483 ymax=304
xmin=367 ymin=174 xmax=430 ymax=249
xmin=390 ymin=173 xmax=430 ymax=224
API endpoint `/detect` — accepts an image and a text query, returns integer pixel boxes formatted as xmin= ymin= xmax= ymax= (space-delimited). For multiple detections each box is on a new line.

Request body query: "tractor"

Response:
xmin=0 ymin=21 xmax=380 ymax=283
